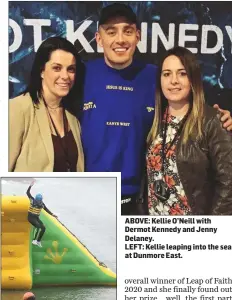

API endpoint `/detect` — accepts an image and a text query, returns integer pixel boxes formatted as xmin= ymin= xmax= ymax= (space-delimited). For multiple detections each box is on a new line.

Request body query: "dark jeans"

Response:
xmin=28 ymin=213 xmax=46 ymax=242
xmin=121 ymin=195 xmax=148 ymax=215
xmin=121 ymin=195 xmax=137 ymax=215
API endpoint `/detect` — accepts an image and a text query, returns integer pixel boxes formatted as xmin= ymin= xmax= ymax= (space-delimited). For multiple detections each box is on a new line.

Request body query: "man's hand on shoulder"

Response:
xmin=214 ymin=104 xmax=232 ymax=131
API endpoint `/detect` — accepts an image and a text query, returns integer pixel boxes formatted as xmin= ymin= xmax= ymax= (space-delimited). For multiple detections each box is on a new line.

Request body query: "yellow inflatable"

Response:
xmin=1 ymin=195 xmax=116 ymax=289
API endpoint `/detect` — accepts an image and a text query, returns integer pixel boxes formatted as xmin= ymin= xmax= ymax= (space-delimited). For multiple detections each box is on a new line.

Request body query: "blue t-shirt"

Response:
xmin=81 ymin=58 xmax=157 ymax=195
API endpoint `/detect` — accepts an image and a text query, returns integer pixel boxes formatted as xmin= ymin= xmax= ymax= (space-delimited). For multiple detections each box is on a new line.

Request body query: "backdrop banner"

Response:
xmin=9 ymin=1 xmax=232 ymax=111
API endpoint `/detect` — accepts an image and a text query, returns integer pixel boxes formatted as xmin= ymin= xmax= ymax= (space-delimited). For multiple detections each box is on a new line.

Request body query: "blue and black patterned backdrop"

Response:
xmin=9 ymin=1 xmax=232 ymax=111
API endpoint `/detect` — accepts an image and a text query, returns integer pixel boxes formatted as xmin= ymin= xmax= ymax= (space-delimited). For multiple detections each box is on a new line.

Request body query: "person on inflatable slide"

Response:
xmin=26 ymin=179 xmax=57 ymax=247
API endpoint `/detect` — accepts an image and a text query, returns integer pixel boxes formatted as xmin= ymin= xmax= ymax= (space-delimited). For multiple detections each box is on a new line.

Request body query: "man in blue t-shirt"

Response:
xmin=81 ymin=3 xmax=232 ymax=215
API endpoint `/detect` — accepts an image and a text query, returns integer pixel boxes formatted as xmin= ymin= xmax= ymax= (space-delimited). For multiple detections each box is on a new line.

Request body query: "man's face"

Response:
xmin=96 ymin=16 xmax=140 ymax=69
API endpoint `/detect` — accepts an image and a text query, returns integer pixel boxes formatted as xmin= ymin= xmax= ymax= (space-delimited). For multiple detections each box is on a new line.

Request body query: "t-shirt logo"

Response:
xmin=83 ymin=102 xmax=96 ymax=111
xmin=146 ymin=107 xmax=155 ymax=112
xmin=106 ymin=85 xmax=134 ymax=91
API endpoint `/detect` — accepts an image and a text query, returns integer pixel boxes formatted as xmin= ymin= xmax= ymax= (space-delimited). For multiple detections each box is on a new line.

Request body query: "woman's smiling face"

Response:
xmin=41 ymin=49 xmax=76 ymax=100
xmin=161 ymin=55 xmax=191 ymax=105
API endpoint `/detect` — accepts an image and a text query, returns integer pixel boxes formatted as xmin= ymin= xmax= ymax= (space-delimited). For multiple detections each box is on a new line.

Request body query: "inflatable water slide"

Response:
xmin=1 ymin=195 xmax=116 ymax=290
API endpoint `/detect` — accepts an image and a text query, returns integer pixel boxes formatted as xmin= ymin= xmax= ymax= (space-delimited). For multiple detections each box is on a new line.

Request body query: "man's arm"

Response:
xmin=26 ymin=180 xmax=36 ymax=202
xmin=42 ymin=203 xmax=57 ymax=218
xmin=213 ymin=104 xmax=232 ymax=131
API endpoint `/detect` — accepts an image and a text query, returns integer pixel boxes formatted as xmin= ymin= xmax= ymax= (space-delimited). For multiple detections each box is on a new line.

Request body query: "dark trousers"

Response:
xmin=121 ymin=195 xmax=148 ymax=215
xmin=28 ymin=214 xmax=46 ymax=242
xmin=121 ymin=195 xmax=137 ymax=215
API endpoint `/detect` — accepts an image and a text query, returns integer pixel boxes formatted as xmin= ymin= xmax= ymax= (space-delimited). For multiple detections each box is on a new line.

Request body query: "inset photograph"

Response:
xmin=1 ymin=177 xmax=116 ymax=300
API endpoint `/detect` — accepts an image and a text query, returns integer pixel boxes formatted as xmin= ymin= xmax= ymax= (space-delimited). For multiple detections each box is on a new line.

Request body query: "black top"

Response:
xmin=26 ymin=185 xmax=53 ymax=215
xmin=52 ymin=130 xmax=78 ymax=172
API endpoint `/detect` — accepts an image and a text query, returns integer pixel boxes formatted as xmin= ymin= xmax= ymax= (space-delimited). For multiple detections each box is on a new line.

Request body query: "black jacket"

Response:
xmin=143 ymin=104 xmax=232 ymax=215
xmin=26 ymin=185 xmax=53 ymax=216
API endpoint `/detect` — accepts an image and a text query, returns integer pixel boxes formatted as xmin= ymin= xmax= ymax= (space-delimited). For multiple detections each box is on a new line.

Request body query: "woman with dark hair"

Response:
xmin=146 ymin=46 xmax=232 ymax=215
xmin=9 ymin=37 xmax=85 ymax=172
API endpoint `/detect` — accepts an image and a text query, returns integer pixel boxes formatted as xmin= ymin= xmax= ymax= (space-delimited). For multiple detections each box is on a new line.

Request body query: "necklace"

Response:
xmin=153 ymin=107 xmax=190 ymax=202
xmin=42 ymin=96 xmax=71 ymax=172
xmin=46 ymin=103 xmax=62 ymax=110
xmin=41 ymin=94 xmax=62 ymax=110
xmin=46 ymin=108 xmax=71 ymax=172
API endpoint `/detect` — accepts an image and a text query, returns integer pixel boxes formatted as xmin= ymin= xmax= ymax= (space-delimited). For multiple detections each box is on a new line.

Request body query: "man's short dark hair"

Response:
xmin=27 ymin=297 xmax=35 ymax=300
xmin=99 ymin=3 xmax=138 ymax=27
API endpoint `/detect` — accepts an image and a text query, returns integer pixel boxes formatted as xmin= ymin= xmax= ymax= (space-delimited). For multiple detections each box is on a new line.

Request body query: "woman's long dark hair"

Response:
xmin=147 ymin=46 xmax=205 ymax=145
xmin=24 ymin=37 xmax=85 ymax=116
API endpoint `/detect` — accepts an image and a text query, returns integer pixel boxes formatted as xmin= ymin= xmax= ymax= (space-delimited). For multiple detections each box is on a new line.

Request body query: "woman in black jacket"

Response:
xmin=146 ymin=46 xmax=232 ymax=215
